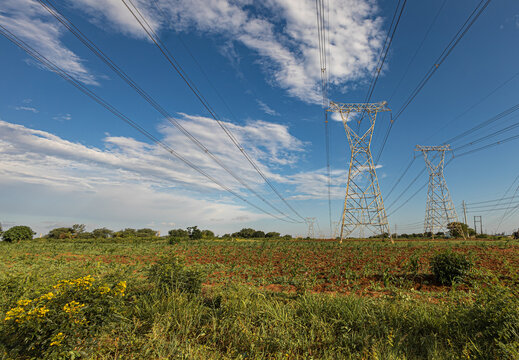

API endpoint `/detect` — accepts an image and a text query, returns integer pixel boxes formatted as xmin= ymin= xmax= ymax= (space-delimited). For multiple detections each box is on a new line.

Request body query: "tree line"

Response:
xmin=0 ymin=223 xmax=293 ymax=242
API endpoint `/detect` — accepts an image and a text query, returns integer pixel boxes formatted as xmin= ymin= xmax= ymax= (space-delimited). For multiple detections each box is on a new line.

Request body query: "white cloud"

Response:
xmin=0 ymin=115 xmax=310 ymax=230
xmin=69 ymin=0 xmax=384 ymax=103
xmin=52 ymin=113 xmax=72 ymax=121
xmin=70 ymin=0 xmax=161 ymax=39
xmin=0 ymin=0 xmax=97 ymax=85
xmin=256 ymin=100 xmax=280 ymax=116
xmin=15 ymin=106 xmax=39 ymax=113
xmin=153 ymin=0 xmax=384 ymax=103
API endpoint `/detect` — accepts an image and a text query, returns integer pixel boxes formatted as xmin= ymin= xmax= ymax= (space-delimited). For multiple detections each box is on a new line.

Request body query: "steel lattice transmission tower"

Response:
xmin=328 ymin=101 xmax=391 ymax=242
xmin=305 ymin=217 xmax=316 ymax=239
xmin=415 ymin=145 xmax=465 ymax=238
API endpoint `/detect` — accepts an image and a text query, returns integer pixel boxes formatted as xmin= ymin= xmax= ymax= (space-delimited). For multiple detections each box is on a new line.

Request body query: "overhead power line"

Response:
xmin=466 ymin=196 xmax=519 ymax=206
xmin=387 ymin=0 xmax=448 ymax=103
xmin=0 ymin=24 xmax=297 ymax=224
xmin=120 ymin=0 xmax=306 ymax=222
xmin=39 ymin=0 xmax=303 ymax=223
xmin=387 ymin=99 xmax=519 ymax=215
xmin=444 ymin=101 xmax=519 ymax=145
xmin=376 ymin=0 xmax=492 ymax=163
xmin=425 ymin=70 xmax=519 ymax=143
xmin=315 ymin=0 xmax=333 ymax=236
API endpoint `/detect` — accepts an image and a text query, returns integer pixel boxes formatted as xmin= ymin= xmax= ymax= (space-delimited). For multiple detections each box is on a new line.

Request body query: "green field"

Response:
xmin=1 ymin=238 xmax=518 ymax=359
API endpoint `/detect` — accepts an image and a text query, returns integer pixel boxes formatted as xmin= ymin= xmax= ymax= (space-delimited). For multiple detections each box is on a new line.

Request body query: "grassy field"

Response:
xmin=1 ymin=238 xmax=518 ymax=359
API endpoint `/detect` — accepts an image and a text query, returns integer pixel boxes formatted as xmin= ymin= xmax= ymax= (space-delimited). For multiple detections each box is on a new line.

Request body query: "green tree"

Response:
xmin=282 ymin=234 xmax=292 ymax=240
xmin=3 ymin=226 xmax=34 ymax=242
xmin=47 ymin=227 xmax=74 ymax=239
xmin=92 ymin=228 xmax=113 ymax=239
xmin=252 ymin=230 xmax=265 ymax=238
xmin=201 ymin=230 xmax=215 ymax=239
xmin=187 ymin=226 xmax=202 ymax=240
xmin=265 ymin=232 xmax=280 ymax=238
xmin=447 ymin=222 xmax=475 ymax=238
xmin=72 ymin=224 xmax=86 ymax=236
xmin=168 ymin=229 xmax=188 ymax=238
xmin=136 ymin=228 xmax=157 ymax=237
xmin=233 ymin=228 xmax=255 ymax=238
xmin=113 ymin=228 xmax=137 ymax=238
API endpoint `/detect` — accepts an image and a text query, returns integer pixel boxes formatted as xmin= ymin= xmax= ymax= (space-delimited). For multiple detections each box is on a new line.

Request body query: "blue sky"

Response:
xmin=0 ymin=0 xmax=518 ymax=236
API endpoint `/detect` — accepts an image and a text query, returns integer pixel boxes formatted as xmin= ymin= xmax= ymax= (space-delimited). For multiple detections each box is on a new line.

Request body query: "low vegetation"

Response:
xmin=0 ymin=227 xmax=518 ymax=358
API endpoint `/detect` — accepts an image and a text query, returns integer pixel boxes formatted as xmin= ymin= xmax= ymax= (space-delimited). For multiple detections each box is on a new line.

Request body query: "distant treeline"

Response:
xmin=0 ymin=223 xmax=293 ymax=242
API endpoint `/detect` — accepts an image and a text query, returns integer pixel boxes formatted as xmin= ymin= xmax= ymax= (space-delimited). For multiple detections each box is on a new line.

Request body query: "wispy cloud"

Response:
xmin=52 ymin=113 xmax=72 ymax=121
xmin=0 ymin=0 xmax=97 ymax=85
xmin=15 ymin=106 xmax=39 ymax=113
xmin=0 ymin=115 xmax=309 ymax=226
xmin=256 ymin=100 xmax=280 ymax=116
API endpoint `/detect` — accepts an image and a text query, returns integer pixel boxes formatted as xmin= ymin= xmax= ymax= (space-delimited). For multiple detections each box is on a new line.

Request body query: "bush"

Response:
xmin=148 ymin=255 xmax=204 ymax=295
xmin=168 ymin=236 xmax=185 ymax=245
xmin=0 ymin=275 xmax=126 ymax=358
xmin=430 ymin=250 xmax=472 ymax=285
xmin=2 ymin=226 xmax=34 ymax=242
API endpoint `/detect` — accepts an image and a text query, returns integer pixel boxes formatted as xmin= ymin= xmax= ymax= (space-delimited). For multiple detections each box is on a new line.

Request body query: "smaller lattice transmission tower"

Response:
xmin=415 ymin=145 xmax=465 ymax=238
xmin=328 ymin=101 xmax=391 ymax=242
xmin=305 ymin=217 xmax=316 ymax=239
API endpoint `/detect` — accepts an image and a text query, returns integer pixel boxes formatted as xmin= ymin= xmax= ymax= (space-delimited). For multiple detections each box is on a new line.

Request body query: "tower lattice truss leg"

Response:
xmin=328 ymin=102 xmax=391 ymax=240
xmin=416 ymin=145 xmax=465 ymax=238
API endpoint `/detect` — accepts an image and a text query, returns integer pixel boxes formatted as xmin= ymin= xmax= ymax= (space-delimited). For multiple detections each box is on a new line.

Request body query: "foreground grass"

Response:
xmin=1 ymin=238 xmax=518 ymax=359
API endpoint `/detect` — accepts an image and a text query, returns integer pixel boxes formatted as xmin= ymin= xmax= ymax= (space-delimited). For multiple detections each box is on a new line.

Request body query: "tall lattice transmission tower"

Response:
xmin=415 ymin=145 xmax=465 ymax=238
xmin=305 ymin=217 xmax=316 ymax=239
xmin=328 ymin=101 xmax=391 ymax=242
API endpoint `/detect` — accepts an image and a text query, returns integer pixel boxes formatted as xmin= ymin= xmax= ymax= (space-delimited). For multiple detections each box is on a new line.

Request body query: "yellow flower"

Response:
xmin=16 ymin=299 xmax=32 ymax=307
xmin=4 ymin=307 xmax=25 ymax=321
xmin=98 ymin=285 xmax=111 ymax=294
xmin=63 ymin=301 xmax=85 ymax=314
xmin=114 ymin=281 xmax=127 ymax=296
xmin=27 ymin=306 xmax=49 ymax=318
xmin=50 ymin=332 xmax=65 ymax=347
xmin=39 ymin=292 xmax=55 ymax=301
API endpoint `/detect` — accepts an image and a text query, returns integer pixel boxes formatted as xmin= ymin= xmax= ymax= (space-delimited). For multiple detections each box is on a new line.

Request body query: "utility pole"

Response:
xmin=462 ymin=200 xmax=468 ymax=238
xmin=415 ymin=145 xmax=465 ymax=239
xmin=327 ymin=101 xmax=392 ymax=243
xmin=462 ymin=201 xmax=468 ymax=226
xmin=474 ymin=216 xmax=483 ymax=235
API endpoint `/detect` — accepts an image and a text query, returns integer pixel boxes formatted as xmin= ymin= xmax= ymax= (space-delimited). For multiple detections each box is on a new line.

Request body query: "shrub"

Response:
xmin=0 ymin=275 xmax=126 ymax=358
xmin=2 ymin=226 xmax=34 ymax=242
xmin=148 ymin=255 xmax=204 ymax=295
xmin=430 ymin=250 xmax=472 ymax=285
xmin=168 ymin=236 xmax=185 ymax=245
